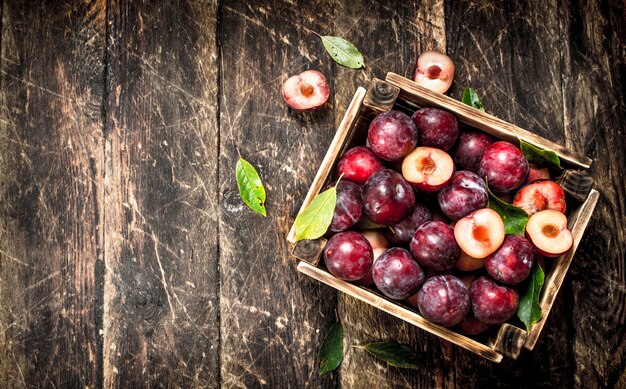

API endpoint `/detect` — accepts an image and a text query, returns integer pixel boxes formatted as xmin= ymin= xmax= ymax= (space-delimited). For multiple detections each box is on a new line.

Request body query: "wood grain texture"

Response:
xmin=103 ymin=1 xmax=220 ymax=387
xmin=218 ymin=1 xmax=338 ymax=387
xmin=560 ymin=0 xmax=626 ymax=387
xmin=0 ymin=1 xmax=106 ymax=387
xmin=0 ymin=0 xmax=623 ymax=387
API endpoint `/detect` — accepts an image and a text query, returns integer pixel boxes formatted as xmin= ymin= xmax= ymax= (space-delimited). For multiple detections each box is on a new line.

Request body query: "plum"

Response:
xmin=385 ymin=203 xmax=433 ymax=245
xmin=485 ymin=235 xmax=536 ymax=285
xmin=363 ymin=169 xmax=415 ymax=226
xmin=454 ymin=208 xmax=505 ymax=259
xmin=526 ymin=209 xmax=573 ymax=257
xmin=411 ymin=51 xmax=455 ymax=94
xmin=367 ymin=110 xmax=419 ymax=161
xmin=456 ymin=312 xmax=491 ymax=335
xmin=452 ymin=130 xmax=494 ymax=172
xmin=323 ymin=231 xmax=373 ymax=281
xmin=411 ymin=108 xmax=459 ymax=151
xmin=478 ymin=141 xmax=529 ymax=193
xmin=401 ymin=146 xmax=454 ymax=192
xmin=330 ymin=181 xmax=363 ymax=232
xmin=336 ymin=146 xmax=385 ymax=185
xmin=282 ymin=70 xmax=330 ymax=111
xmin=417 ymin=275 xmax=470 ymax=327
xmin=410 ymin=221 xmax=460 ymax=271
xmin=372 ymin=248 xmax=425 ymax=300
xmin=470 ymin=276 xmax=519 ymax=325
xmin=438 ymin=171 xmax=488 ymax=220
xmin=513 ymin=180 xmax=566 ymax=216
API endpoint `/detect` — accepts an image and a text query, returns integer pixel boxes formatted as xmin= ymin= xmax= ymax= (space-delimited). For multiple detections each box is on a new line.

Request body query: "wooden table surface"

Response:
xmin=0 ymin=0 xmax=624 ymax=388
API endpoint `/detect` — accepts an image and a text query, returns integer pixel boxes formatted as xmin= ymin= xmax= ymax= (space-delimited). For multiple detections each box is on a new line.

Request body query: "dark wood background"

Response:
xmin=0 ymin=0 xmax=624 ymax=387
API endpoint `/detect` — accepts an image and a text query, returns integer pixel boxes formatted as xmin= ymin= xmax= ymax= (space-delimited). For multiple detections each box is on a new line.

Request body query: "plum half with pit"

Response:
xmin=470 ymin=276 xmax=519 ymax=325
xmin=478 ymin=141 xmax=529 ymax=193
xmin=417 ymin=275 xmax=470 ymax=327
xmin=485 ymin=234 xmax=536 ymax=285
xmin=401 ymin=146 xmax=454 ymax=192
xmin=385 ymin=202 xmax=433 ymax=245
xmin=525 ymin=209 xmax=573 ymax=257
xmin=363 ymin=169 xmax=415 ymax=226
xmin=438 ymin=170 xmax=488 ymax=220
xmin=411 ymin=108 xmax=459 ymax=151
xmin=454 ymin=208 xmax=505 ymax=259
xmin=323 ymin=231 xmax=373 ymax=281
xmin=410 ymin=221 xmax=461 ymax=271
xmin=513 ymin=179 xmax=566 ymax=216
xmin=282 ymin=70 xmax=330 ymax=111
xmin=329 ymin=180 xmax=363 ymax=232
xmin=452 ymin=130 xmax=494 ymax=172
xmin=367 ymin=110 xmax=418 ymax=161
xmin=336 ymin=146 xmax=385 ymax=185
xmin=411 ymin=51 xmax=455 ymax=94
xmin=372 ymin=248 xmax=425 ymax=300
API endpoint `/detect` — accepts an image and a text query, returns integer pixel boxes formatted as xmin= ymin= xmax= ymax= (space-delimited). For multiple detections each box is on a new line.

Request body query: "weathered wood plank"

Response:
xmin=332 ymin=1 xmax=448 ymax=388
xmin=0 ymin=1 xmax=106 ymax=387
xmin=560 ymin=0 xmax=626 ymax=387
xmin=103 ymin=1 xmax=220 ymax=387
xmin=218 ymin=1 xmax=338 ymax=387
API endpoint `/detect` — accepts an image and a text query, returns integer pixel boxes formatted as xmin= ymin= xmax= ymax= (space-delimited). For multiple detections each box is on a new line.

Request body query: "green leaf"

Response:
xmin=517 ymin=263 xmax=545 ymax=331
xmin=353 ymin=218 xmax=385 ymax=230
xmin=319 ymin=322 xmax=343 ymax=375
xmin=461 ymin=87 xmax=485 ymax=111
xmin=487 ymin=184 xmax=529 ymax=235
xmin=520 ymin=139 xmax=562 ymax=169
xmin=319 ymin=35 xmax=365 ymax=69
xmin=361 ymin=341 xmax=422 ymax=369
xmin=236 ymin=157 xmax=267 ymax=217
xmin=294 ymin=186 xmax=337 ymax=241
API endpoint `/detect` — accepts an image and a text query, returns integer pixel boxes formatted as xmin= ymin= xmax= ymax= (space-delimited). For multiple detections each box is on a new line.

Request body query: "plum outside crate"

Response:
xmin=286 ymin=73 xmax=599 ymax=363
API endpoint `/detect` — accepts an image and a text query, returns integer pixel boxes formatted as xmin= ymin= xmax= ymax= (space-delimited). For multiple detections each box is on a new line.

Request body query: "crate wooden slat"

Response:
xmin=525 ymin=188 xmax=600 ymax=349
xmin=297 ymin=261 xmax=504 ymax=363
xmin=288 ymin=74 xmax=599 ymax=362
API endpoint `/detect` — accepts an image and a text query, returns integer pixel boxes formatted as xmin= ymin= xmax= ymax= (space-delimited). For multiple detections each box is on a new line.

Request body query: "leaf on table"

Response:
xmin=520 ymin=139 xmax=562 ymax=169
xmin=487 ymin=184 xmax=529 ymax=235
xmin=318 ymin=35 xmax=365 ymax=69
xmin=517 ymin=262 xmax=545 ymax=331
xmin=361 ymin=341 xmax=422 ymax=370
xmin=236 ymin=157 xmax=267 ymax=217
xmin=461 ymin=87 xmax=485 ymax=111
xmin=294 ymin=186 xmax=337 ymax=241
xmin=319 ymin=322 xmax=343 ymax=375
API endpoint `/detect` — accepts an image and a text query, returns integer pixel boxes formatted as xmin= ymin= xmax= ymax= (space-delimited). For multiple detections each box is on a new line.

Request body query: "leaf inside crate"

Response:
xmin=517 ymin=263 xmax=545 ymax=331
xmin=520 ymin=139 xmax=563 ymax=169
xmin=360 ymin=341 xmax=422 ymax=369
xmin=487 ymin=184 xmax=529 ymax=235
xmin=461 ymin=87 xmax=485 ymax=111
xmin=294 ymin=185 xmax=337 ymax=241
xmin=319 ymin=322 xmax=343 ymax=375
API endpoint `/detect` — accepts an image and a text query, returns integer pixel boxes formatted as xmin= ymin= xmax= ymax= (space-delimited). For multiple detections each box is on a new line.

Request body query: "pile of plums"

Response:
xmin=321 ymin=107 xmax=574 ymax=334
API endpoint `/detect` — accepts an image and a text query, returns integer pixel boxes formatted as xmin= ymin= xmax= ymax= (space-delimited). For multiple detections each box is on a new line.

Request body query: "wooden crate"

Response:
xmin=287 ymin=73 xmax=599 ymax=363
